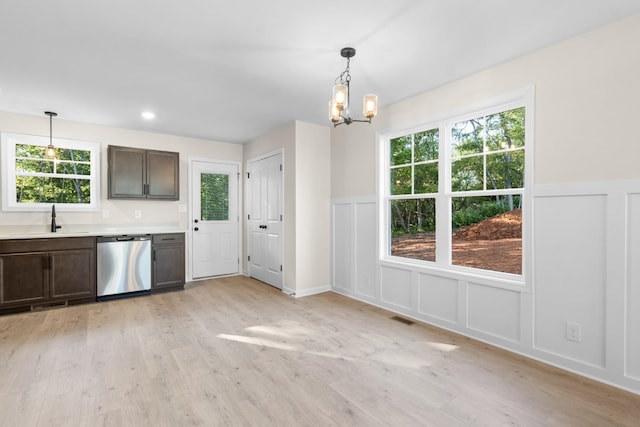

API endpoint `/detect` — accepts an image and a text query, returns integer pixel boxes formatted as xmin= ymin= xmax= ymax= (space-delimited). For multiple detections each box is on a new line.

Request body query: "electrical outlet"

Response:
xmin=566 ymin=322 xmax=582 ymax=343
xmin=134 ymin=210 xmax=142 ymax=219
xmin=178 ymin=204 xmax=187 ymax=213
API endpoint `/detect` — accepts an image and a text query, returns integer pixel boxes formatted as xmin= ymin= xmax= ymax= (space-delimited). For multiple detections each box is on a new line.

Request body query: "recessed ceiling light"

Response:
xmin=141 ymin=111 xmax=155 ymax=120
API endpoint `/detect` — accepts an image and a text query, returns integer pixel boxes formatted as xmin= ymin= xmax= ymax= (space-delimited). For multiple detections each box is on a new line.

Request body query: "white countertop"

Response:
xmin=0 ymin=224 xmax=186 ymax=240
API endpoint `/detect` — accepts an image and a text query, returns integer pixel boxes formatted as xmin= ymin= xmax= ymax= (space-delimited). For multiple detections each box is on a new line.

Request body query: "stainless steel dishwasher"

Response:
xmin=97 ymin=235 xmax=151 ymax=298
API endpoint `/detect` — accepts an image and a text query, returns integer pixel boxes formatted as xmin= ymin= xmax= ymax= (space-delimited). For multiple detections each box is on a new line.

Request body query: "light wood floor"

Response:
xmin=1 ymin=276 xmax=639 ymax=426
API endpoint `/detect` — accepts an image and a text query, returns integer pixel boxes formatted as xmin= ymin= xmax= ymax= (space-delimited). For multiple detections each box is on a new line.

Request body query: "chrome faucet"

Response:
xmin=51 ymin=205 xmax=62 ymax=232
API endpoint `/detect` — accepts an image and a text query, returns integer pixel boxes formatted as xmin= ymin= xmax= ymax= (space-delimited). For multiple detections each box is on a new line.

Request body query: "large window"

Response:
xmin=1 ymin=133 xmax=100 ymax=211
xmin=383 ymin=95 xmax=530 ymax=278
xmin=389 ymin=129 xmax=439 ymax=262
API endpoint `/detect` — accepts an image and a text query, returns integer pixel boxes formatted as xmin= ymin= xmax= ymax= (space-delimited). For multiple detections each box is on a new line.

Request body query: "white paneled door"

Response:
xmin=191 ymin=161 xmax=239 ymax=279
xmin=247 ymin=152 xmax=283 ymax=289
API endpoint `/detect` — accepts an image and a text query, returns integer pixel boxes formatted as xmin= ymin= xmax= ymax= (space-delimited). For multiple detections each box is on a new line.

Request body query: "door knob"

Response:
xmin=194 ymin=227 xmax=199 ymax=231
xmin=194 ymin=219 xmax=199 ymax=223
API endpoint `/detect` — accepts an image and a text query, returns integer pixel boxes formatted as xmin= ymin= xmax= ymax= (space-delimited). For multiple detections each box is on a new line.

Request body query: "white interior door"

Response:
xmin=191 ymin=161 xmax=239 ymax=279
xmin=248 ymin=152 xmax=283 ymax=289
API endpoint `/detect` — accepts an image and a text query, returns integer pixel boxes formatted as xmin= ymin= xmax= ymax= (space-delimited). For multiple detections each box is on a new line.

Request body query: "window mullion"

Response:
xmin=483 ymin=116 xmax=488 ymax=191
xmin=437 ymin=121 xmax=451 ymax=265
xmin=411 ymin=133 xmax=415 ymax=195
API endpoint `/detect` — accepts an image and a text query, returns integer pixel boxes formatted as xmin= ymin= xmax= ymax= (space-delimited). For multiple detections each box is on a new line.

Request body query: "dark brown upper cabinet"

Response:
xmin=108 ymin=145 xmax=179 ymax=200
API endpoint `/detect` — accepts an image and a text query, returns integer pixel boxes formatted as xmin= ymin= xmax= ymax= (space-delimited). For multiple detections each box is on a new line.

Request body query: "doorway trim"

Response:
xmin=188 ymin=156 xmax=243 ymax=282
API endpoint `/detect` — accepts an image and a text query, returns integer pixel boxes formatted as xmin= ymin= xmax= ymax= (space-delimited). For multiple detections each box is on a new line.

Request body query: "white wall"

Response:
xmin=244 ymin=121 xmax=331 ymax=296
xmin=0 ymin=110 xmax=243 ymax=279
xmin=331 ymin=124 xmax=376 ymax=198
xmin=243 ymin=122 xmax=297 ymax=290
xmin=331 ymin=13 xmax=640 ymax=394
xmin=294 ymin=121 xmax=331 ymax=296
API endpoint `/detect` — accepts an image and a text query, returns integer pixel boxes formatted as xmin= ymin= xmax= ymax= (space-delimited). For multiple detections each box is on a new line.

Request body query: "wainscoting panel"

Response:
xmin=627 ymin=193 xmax=640 ymax=380
xmin=467 ymin=283 xmax=520 ymax=342
xmin=534 ymin=194 xmax=606 ymax=368
xmin=418 ymin=274 xmax=458 ymax=324
xmin=354 ymin=202 xmax=377 ymax=299
xmin=332 ymin=202 xmax=352 ymax=293
xmin=380 ymin=265 xmax=413 ymax=310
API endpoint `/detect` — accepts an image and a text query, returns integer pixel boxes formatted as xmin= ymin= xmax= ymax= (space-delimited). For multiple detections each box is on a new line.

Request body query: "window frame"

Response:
xmin=1 ymin=132 xmax=101 ymax=212
xmin=379 ymin=88 xmax=534 ymax=285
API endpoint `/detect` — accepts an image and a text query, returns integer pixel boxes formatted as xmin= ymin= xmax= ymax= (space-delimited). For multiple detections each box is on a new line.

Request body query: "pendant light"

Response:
xmin=328 ymin=47 xmax=378 ymax=127
xmin=44 ymin=111 xmax=57 ymax=158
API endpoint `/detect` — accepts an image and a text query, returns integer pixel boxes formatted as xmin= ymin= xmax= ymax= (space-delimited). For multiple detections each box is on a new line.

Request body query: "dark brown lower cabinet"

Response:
xmin=50 ymin=249 xmax=96 ymax=300
xmin=0 ymin=237 xmax=96 ymax=312
xmin=0 ymin=252 xmax=48 ymax=306
xmin=152 ymin=233 xmax=185 ymax=291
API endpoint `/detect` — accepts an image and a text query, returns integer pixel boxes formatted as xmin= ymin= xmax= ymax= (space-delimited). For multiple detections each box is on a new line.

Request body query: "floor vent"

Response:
xmin=390 ymin=315 xmax=414 ymax=325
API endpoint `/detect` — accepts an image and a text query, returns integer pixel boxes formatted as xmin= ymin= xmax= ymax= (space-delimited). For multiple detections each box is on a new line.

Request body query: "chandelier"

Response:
xmin=329 ymin=47 xmax=378 ymax=127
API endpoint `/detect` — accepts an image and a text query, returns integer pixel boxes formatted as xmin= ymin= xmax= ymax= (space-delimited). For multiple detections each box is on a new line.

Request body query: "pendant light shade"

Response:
xmin=44 ymin=111 xmax=57 ymax=159
xmin=45 ymin=145 xmax=56 ymax=158
xmin=363 ymin=94 xmax=378 ymax=119
xmin=332 ymin=84 xmax=348 ymax=110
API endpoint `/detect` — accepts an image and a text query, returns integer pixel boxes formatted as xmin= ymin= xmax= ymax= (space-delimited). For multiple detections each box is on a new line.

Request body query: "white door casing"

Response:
xmin=247 ymin=152 xmax=283 ymax=289
xmin=191 ymin=160 xmax=240 ymax=279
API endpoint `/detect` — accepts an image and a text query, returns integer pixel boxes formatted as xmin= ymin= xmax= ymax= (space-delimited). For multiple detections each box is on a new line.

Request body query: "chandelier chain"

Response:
xmin=335 ymin=57 xmax=351 ymax=86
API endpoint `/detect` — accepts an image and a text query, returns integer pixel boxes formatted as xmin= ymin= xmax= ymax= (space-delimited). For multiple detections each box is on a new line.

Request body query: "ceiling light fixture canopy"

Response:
xmin=44 ymin=111 xmax=57 ymax=158
xmin=329 ymin=47 xmax=378 ymax=127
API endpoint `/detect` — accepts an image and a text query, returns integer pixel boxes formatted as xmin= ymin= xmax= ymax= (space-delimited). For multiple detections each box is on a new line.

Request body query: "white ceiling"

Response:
xmin=1 ymin=1 xmax=639 ymax=143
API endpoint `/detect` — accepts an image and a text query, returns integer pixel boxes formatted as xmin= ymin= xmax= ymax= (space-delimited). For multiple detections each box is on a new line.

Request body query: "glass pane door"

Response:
xmin=200 ymin=173 xmax=229 ymax=221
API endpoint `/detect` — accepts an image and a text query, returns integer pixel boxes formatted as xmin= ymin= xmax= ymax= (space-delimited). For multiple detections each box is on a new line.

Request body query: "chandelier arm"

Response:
xmin=333 ymin=117 xmax=372 ymax=127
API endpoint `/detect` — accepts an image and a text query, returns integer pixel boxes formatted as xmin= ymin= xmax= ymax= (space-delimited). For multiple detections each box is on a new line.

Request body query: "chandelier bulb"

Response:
xmin=329 ymin=100 xmax=341 ymax=122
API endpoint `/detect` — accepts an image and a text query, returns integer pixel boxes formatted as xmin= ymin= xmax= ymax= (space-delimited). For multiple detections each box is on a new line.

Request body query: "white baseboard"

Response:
xmin=290 ymin=285 xmax=331 ymax=298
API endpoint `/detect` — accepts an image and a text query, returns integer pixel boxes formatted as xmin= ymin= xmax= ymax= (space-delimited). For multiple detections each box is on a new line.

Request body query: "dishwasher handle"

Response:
xmin=97 ymin=235 xmax=151 ymax=243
